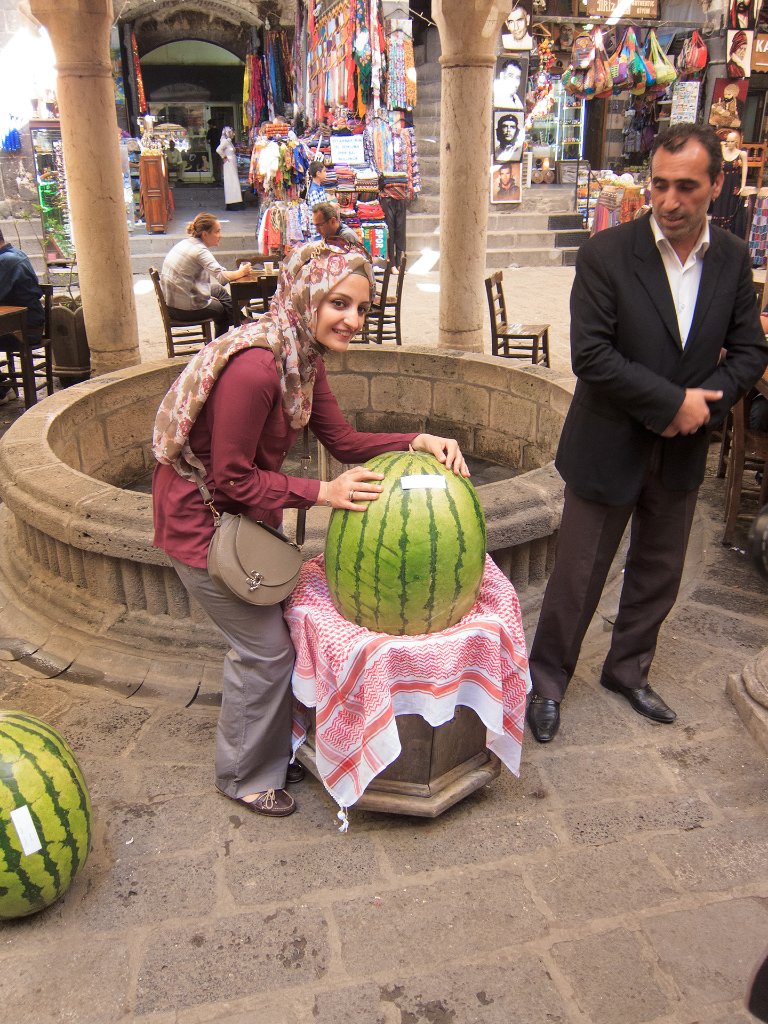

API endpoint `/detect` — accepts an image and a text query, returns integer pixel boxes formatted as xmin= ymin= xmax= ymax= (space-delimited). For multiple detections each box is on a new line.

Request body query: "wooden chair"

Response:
xmin=363 ymin=254 xmax=407 ymax=345
xmin=485 ymin=272 xmax=550 ymax=366
xmin=746 ymin=143 xmax=766 ymax=190
xmin=149 ymin=267 xmax=215 ymax=358
xmin=722 ymin=395 xmax=768 ymax=545
xmin=0 ymin=284 xmax=55 ymax=407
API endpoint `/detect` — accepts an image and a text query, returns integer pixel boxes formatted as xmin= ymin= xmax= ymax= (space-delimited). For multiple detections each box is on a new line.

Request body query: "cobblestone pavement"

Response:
xmin=1 ymin=270 xmax=768 ymax=1023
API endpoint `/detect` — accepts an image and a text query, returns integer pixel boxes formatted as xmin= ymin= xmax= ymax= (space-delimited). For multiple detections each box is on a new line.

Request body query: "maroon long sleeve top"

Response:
xmin=153 ymin=347 xmax=417 ymax=568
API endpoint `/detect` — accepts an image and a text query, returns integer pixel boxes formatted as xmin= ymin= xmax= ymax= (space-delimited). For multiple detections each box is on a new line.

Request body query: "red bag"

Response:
xmin=677 ymin=30 xmax=708 ymax=76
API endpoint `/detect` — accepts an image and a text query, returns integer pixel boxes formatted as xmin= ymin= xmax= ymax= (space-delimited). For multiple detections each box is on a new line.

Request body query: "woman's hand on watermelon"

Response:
xmin=410 ymin=434 xmax=470 ymax=477
xmin=318 ymin=469 xmax=385 ymax=510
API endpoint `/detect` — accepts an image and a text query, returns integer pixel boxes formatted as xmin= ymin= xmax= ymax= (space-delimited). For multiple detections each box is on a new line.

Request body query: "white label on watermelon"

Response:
xmin=10 ymin=805 xmax=42 ymax=856
xmin=400 ymin=475 xmax=447 ymax=490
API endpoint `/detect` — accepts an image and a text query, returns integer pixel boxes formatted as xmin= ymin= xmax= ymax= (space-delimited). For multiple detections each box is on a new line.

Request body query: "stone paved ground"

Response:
xmin=1 ymin=267 xmax=768 ymax=1023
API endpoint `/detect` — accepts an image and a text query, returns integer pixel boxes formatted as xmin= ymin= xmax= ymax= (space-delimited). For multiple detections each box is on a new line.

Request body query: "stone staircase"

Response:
xmin=1 ymin=191 xmax=260 ymax=285
xmin=409 ymin=31 xmax=589 ymax=269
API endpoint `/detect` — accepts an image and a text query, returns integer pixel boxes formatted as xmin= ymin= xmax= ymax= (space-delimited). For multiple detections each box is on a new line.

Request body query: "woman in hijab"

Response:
xmin=152 ymin=239 xmax=469 ymax=818
xmin=216 ymin=126 xmax=244 ymax=210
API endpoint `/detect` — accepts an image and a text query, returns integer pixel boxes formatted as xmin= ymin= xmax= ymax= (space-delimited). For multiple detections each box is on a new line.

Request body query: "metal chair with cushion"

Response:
xmin=484 ymin=271 xmax=550 ymax=365
xmin=149 ymin=266 xmax=215 ymax=358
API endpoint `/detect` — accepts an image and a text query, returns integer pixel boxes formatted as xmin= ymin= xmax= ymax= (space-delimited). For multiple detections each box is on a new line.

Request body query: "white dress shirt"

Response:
xmin=649 ymin=215 xmax=710 ymax=348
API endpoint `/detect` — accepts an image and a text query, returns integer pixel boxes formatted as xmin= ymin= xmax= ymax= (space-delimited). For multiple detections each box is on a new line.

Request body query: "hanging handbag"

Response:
xmin=193 ymin=428 xmax=310 ymax=606
xmin=647 ymin=29 xmax=677 ymax=89
xmin=608 ymin=29 xmax=630 ymax=89
xmin=677 ymin=30 xmax=707 ymax=76
xmin=593 ymin=30 xmax=613 ymax=97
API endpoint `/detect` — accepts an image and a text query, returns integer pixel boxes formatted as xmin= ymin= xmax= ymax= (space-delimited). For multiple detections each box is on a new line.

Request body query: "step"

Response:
xmin=128 ymin=229 xmax=256 ymax=256
xmin=414 ymin=61 xmax=441 ymax=85
xmin=554 ymin=229 xmax=589 ymax=249
xmin=498 ymin=246 xmax=576 ymax=268
xmin=130 ymin=247 xmax=252 ymax=276
xmin=417 ymin=81 xmax=442 ymax=103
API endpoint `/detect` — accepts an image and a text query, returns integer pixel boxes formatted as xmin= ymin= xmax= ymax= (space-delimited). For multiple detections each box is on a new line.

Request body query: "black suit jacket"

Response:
xmin=556 ymin=214 xmax=768 ymax=504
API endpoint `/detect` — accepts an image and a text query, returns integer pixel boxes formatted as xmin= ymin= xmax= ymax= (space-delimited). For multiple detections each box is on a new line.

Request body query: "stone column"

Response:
xmin=433 ymin=0 xmax=508 ymax=351
xmin=29 ymin=0 xmax=140 ymax=373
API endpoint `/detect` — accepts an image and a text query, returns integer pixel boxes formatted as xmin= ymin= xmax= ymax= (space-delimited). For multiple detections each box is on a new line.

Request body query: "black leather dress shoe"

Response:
xmin=600 ymin=676 xmax=676 ymax=723
xmin=527 ymin=694 xmax=561 ymax=743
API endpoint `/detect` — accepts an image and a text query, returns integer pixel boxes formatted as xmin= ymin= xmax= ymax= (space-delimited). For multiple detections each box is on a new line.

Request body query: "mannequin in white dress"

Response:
xmin=216 ymin=127 xmax=245 ymax=211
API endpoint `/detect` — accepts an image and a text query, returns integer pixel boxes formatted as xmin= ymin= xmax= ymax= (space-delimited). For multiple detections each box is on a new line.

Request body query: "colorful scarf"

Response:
xmin=152 ymin=241 xmax=374 ymax=479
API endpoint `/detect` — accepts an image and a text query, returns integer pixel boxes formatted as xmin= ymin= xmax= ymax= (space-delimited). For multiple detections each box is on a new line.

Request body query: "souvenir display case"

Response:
xmin=528 ymin=80 xmax=585 ymax=164
xmin=29 ymin=120 xmax=75 ymax=263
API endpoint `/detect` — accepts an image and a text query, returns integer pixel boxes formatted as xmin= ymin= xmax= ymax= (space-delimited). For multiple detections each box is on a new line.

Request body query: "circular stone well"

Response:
xmin=0 ymin=348 xmax=574 ymax=703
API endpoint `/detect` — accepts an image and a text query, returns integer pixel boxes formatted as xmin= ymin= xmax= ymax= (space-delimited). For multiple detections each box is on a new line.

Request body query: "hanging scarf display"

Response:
xmin=131 ymin=31 xmax=146 ymax=114
xmin=353 ymin=0 xmax=373 ymax=113
xmin=243 ymin=30 xmax=267 ymax=133
xmin=386 ymin=20 xmax=417 ymax=110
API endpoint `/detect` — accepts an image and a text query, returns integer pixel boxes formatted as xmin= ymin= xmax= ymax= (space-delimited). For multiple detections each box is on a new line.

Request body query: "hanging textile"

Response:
xmin=244 ymin=30 xmax=267 ymax=133
xmin=748 ymin=188 xmax=768 ymax=267
xmin=131 ymin=31 xmax=146 ymax=114
xmin=386 ymin=20 xmax=417 ymax=110
xmin=353 ymin=0 xmax=373 ymax=113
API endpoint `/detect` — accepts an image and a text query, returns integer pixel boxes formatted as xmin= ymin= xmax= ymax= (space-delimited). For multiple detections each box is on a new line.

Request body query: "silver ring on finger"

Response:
xmin=349 ymin=489 xmax=355 ymax=501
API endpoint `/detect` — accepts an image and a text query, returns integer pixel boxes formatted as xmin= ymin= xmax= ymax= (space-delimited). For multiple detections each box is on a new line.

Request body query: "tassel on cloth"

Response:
xmin=337 ymin=807 xmax=350 ymax=833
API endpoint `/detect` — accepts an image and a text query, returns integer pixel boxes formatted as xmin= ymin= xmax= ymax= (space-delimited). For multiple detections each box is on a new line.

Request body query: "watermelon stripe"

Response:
xmin=0 ymin=798 xmax=46 ymax=910
xmin=3 ymin=732 xmax=67 ymax=893
xmin=442 ymin=482 xmax=467 ymax=607
xmin=5 ymin=717 xmax=91 ymax=856
xmin=372 ymin=459 xmax=405 ymax=629
xmin=424 ymin=485 xmax=438 ymax=633
xmin=4 ymin=713 xmax=91 ymax=801
xmin=396 ymin=454 xmax=416 ymax=633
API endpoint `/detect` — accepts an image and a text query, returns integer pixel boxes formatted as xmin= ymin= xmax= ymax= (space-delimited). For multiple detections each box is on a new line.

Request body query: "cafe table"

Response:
xmin=284 ymin=554 xmax=531 ymax=824
xmin=230 ymin=267 xmax=279 ymax=326
xmin=0 ymin=305 xmax=39 ymax=409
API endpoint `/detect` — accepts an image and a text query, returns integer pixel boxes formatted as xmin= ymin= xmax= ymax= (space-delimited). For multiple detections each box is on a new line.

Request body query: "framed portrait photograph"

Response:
xmin=491 ymin=162 xmax=522 ymax=204
xmin=493 ymin=55 xmax=528 ymax=110
xmin=727 ymin=28 xmax=753 ymax=76
xmin=709 ymin=77 xmax=749 ymax=129
xmin=729 ymin=0 xmax=757 ymax=29
xmin=501 ymin=2 xmax=533 ymax=50
xmin=493 ymin=109 xmax=525 ymax=163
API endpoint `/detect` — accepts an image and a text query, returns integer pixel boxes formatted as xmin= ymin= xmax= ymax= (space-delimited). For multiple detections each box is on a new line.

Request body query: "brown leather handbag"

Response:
xmin=193 ymin=429 xmax=309 ymax=606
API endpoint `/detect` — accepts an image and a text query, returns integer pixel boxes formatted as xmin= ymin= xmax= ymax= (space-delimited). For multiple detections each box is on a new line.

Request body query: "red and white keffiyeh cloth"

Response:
xmin=285 ymin=555 xmax=531 ymax=811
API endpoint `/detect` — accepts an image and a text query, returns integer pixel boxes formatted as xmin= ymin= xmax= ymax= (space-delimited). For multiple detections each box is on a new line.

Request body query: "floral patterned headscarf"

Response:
xmin=152 ymin=239 xmax=374 ymax=479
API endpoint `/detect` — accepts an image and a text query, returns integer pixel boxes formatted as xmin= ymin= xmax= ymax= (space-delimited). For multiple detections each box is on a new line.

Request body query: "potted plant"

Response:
xmin=8 ymin=200 xmax=90 ymax=386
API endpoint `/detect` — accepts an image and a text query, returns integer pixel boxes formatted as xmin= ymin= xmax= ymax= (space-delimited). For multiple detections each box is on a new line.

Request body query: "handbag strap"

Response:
xmin=191 ymin=426 xmax=310 ymax=548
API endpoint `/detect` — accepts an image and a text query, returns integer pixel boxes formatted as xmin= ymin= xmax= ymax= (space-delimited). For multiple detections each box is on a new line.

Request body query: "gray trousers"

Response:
xmin=171 ymin=558 xmax=295 ymax=797
xmin=529 ymin=464 xmax=698 ymax=702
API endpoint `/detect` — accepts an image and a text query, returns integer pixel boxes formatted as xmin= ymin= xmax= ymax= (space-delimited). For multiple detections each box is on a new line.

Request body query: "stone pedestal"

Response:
xmin=433 ymin=0 xmax=508 ymax=351
xmin=29 ymin=0 xmax=140 ymax=374
xmin=727 ymin=648 xmax=768 ymax=753
xmin=299 ymin=708 xmax=501 ymax=817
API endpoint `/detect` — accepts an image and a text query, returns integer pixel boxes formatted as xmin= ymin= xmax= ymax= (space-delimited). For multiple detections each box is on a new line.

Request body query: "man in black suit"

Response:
xmin=527 ymin=123 xmax=768 ymax=743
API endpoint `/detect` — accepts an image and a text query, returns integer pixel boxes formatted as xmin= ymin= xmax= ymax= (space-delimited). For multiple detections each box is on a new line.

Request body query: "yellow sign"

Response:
xmin=586 ymin=0 xmax=659 ymax=17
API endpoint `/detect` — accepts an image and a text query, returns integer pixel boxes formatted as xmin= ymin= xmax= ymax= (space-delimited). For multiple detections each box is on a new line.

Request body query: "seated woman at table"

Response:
xmin=160 ymin=212 xmax=251 ymax=338
xmin=152 ymin=238 xmax=469 ymax=819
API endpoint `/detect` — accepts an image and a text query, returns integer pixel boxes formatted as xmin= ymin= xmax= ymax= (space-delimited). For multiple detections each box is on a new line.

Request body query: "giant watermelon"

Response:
xmin=324 ymin=451 xmax=486 ymax=635
xmin=0 ymin=711 xmax=92 ymax=918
